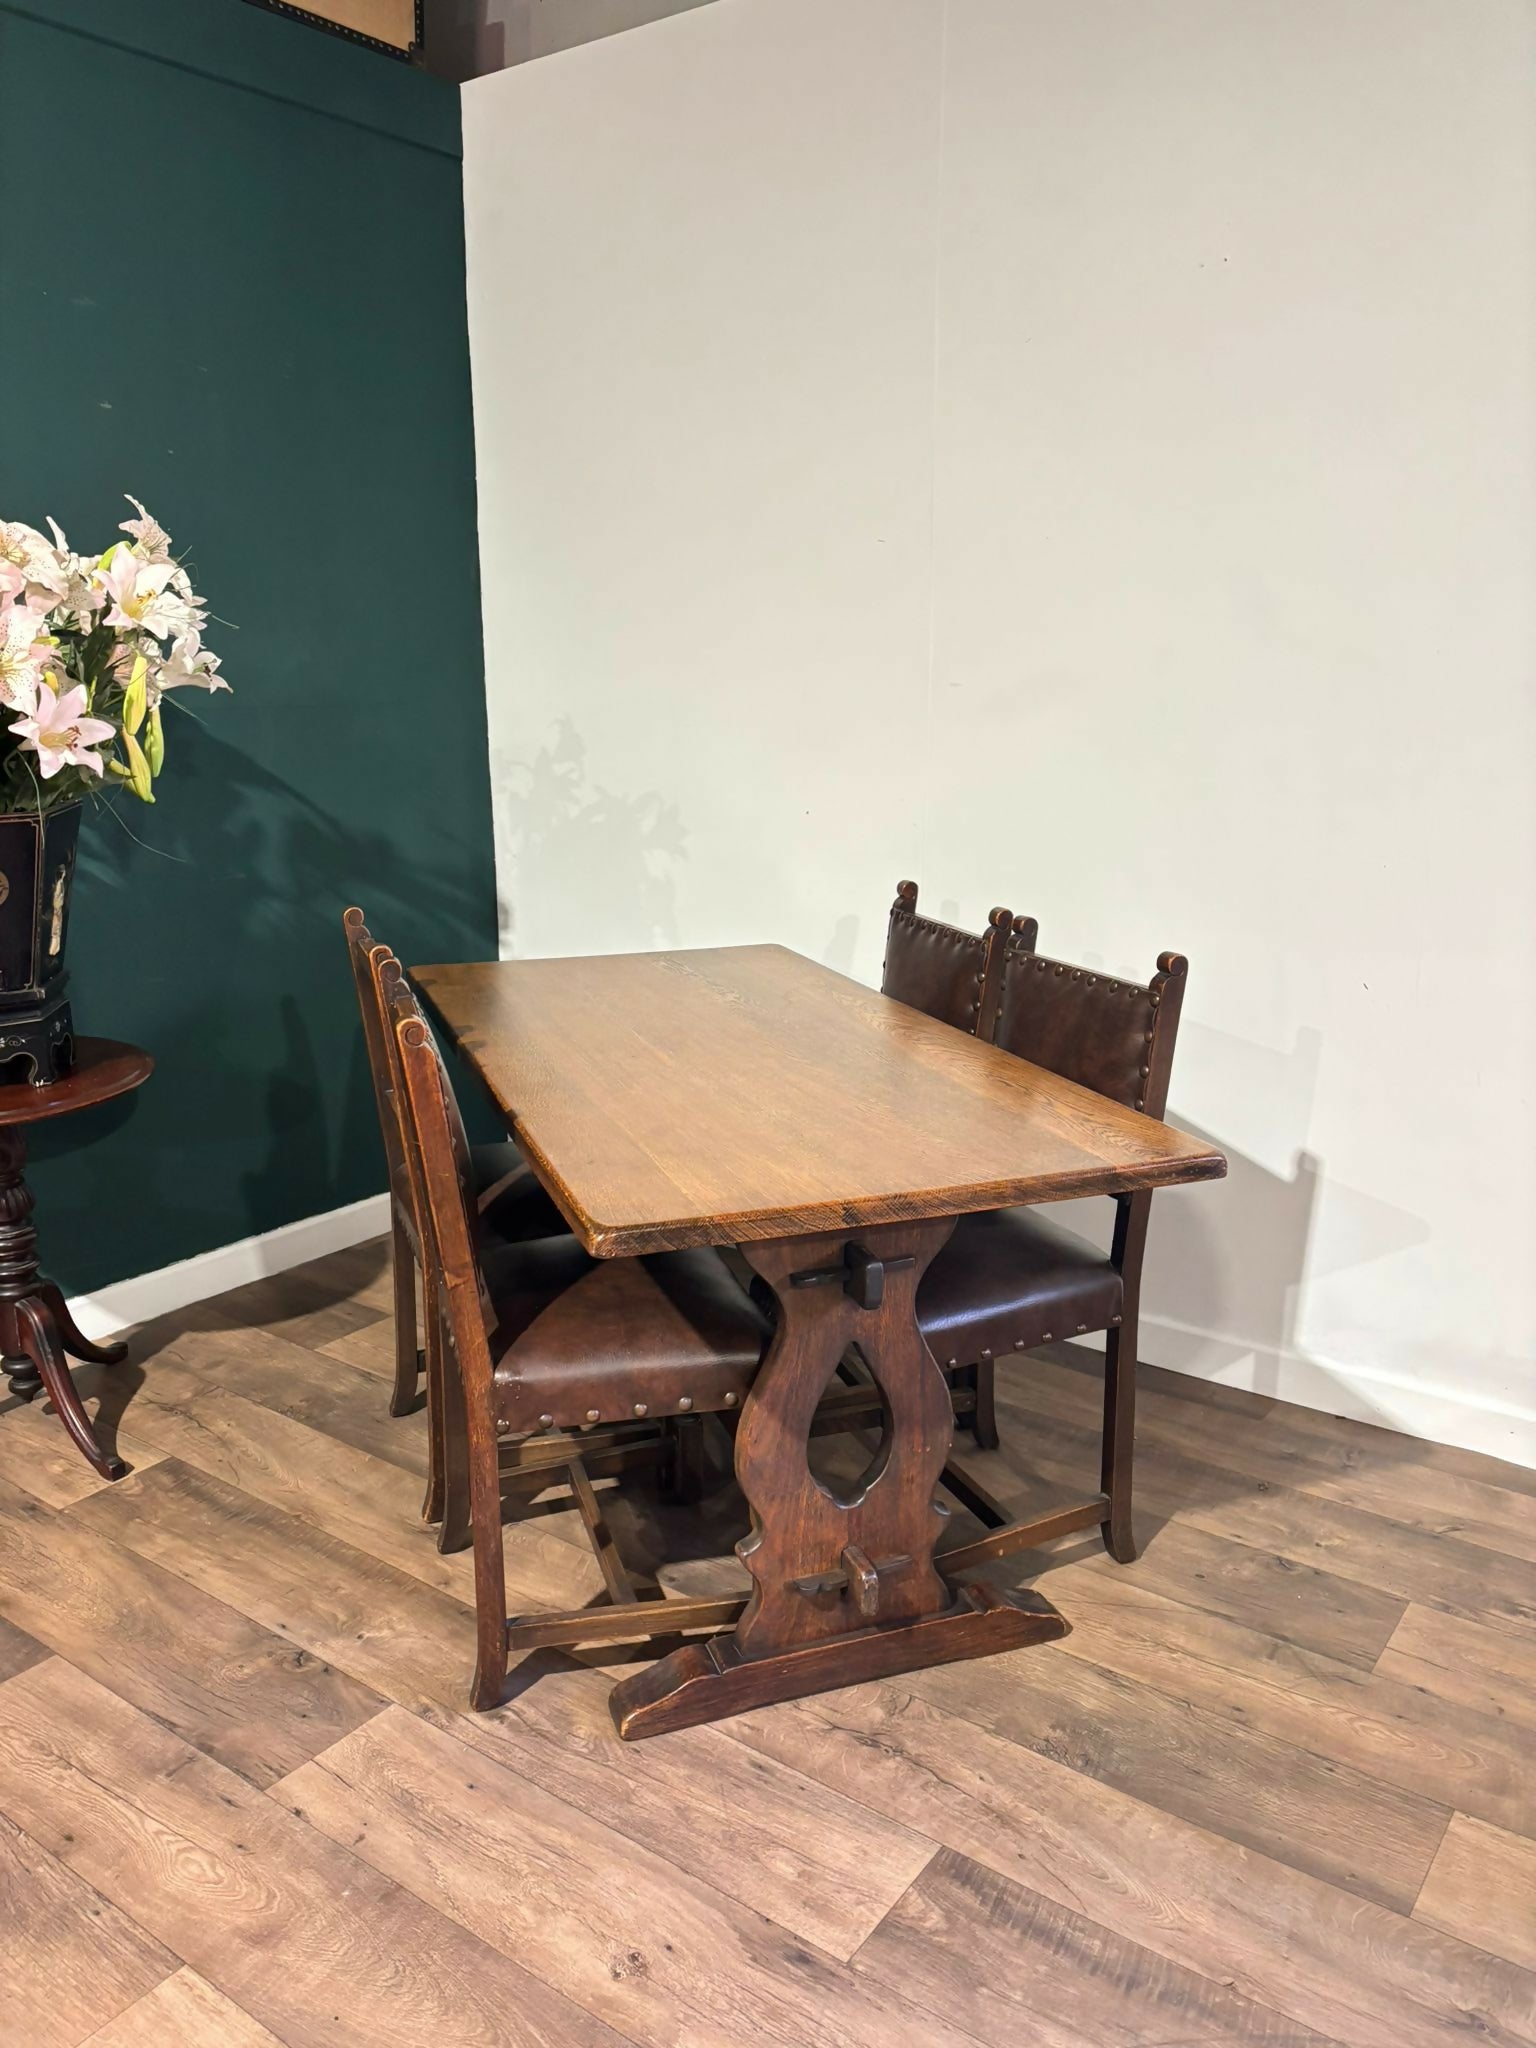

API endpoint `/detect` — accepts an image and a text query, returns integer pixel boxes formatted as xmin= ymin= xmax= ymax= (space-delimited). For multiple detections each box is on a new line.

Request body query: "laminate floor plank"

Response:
xmin=0 ymin=1607 xmax=46 ymax=1684
xmin=200 ymin=1265 xmax=388 ymax=1353
xmin=0 ymin=1658 xmax=627 ymax=2048
xmin=420 ymin=1658 xmax=936 ymax=1959
xmin=1378 ymin=1604 xmax=1536 ymax=1730
xmin=857 ymin=1844 xmax=1343 ymax=2046
xmin=724 ymin=1683 xmax=1536 ymax=2048
xmin=69 ymin=1459 xmax=478 ymax=1713
xmin=317 ymin=1315 xmax=402 ymax=1382
xmin=73 ymin=1354 xmax=603 ymax=1615
xmin=0 ymin=1388 xmax=163 ymax=1507
xmin=991 ymin=1387 xmax=1530 ymax=1644
xmin=1414 ymin=1815 xmax=1536 ymax=1972
xmin=956 ymin=1420 xmax=1407 ymax=1667
xmin=275 ymin=1705 xmax=980 ymax=2048
xmin=900 ymin=1639 xmax=1448 ymax=1913
xmin=137 ymin=1317 xmax=428 ymax=1476
xmin=79 ymin=1968 xmax=285 ymax=2048
xmin=1015 ymin=1353 xmax=1536 ymax=1564
xmin=0 ymin=1800 xmax=177 ymax=2048
xmin=302 ymin=1237 xmax=395 ymax=1314
xmin=1024 ymin=1342 xmax=1536 ymax=1504
xmin=1177 ymin=1486 xmax=1536 ymax=1640
xmin=0 ymin=1474 xmax=382 ymax=1788
xmin=1043 ymin=1561 xmax=1536 ymax=1837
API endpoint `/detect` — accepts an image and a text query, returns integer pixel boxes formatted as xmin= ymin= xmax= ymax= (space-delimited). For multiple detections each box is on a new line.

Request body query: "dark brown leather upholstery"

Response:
xmin=993 ymin=933 xmax=1186 ymax=1118
xmin=919 ymin=1207 xmax=1122 ymax=1364
xmin=881 ymin=880 xmax=1024 ymax=1037
xmin=491 ymin=1245 xmax=769 ymax=1432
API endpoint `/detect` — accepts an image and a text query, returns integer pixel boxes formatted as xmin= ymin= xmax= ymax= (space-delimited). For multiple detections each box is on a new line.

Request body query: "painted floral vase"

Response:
xmin=0 ymin=802 xmax=79 ymax=1082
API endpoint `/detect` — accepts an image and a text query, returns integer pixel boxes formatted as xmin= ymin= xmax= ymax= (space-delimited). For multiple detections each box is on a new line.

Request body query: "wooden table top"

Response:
xmin=412 ymin=945 xmax=1225 ymax=1257
xmin=0 ymin=1038 xmax=153 ymax=1126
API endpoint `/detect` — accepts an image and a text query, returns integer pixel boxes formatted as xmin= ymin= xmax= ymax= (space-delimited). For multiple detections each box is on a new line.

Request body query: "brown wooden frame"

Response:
xmin=342 ymin=909 xmax=426 ymax=1428
xmin=345 ymin=908 xmax=560 ymax=1517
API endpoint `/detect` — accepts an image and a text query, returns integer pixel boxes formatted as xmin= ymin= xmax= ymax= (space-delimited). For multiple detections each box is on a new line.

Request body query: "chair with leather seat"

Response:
xmin=919 ymin=927 xmax=1189 ymax=1563
xmin=387 ymin=966 xmax=772 ymax=1711
xmin=343 ymin=907 xmax=565 ymax=1435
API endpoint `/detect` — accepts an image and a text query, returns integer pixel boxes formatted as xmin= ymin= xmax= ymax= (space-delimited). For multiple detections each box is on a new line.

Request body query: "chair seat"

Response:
xmin=489 ymin=1242 xmax=771 ymax=1432
xmin=919 ymin=1206 xmax=1122 ymax=1362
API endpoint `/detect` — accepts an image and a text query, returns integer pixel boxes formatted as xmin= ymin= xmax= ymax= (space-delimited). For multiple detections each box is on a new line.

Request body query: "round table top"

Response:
xmin=0 ymin=1037 xmax=154 ymax=1126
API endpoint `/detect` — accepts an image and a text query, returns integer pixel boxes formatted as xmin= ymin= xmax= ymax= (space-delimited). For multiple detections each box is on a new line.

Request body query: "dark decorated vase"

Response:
xmin=0 ymin=803 xmax=79 ymax=1083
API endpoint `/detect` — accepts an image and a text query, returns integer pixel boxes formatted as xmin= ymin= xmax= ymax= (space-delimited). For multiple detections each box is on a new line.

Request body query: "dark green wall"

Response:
xmin=0 ymin=0 xmax=496 ymax=1291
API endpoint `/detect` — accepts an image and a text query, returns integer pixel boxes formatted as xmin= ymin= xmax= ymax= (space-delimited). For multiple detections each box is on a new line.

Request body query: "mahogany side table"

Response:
xmin=0 ymin=1037 xmax=154 ymax=1481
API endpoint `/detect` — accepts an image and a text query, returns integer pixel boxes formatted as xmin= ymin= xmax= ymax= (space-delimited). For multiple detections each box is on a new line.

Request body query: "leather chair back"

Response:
xmin=993 ymin=927 xmax=1188 ymax=1118
xmin=881 ymin=880 xmax=1031 ymax=1038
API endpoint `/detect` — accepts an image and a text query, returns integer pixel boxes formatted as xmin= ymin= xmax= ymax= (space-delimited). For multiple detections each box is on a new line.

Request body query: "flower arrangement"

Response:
xmin=0 ymin=499 xmax=229 ymax=815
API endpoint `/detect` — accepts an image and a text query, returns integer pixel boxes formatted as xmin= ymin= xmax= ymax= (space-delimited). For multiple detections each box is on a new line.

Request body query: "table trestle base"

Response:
xmin=609 ymin=1580 xmax=1069 ymax=1739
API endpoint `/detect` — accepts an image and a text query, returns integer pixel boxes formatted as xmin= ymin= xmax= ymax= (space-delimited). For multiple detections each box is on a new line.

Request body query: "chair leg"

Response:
xmin=468 ymin=1404 xmax=510 ymax=1714
xmin=435 ymin=1324 xmax=473 ymax=1556
xmin=1101 ymin=1317 xmax=1138 ymax=1563
xmin=388 ymin=1213 xmax=422 ymax=1420
xmin=420 ymin=1302 xmax=446 ymax=1526
xmin=972 ymin=1353 xmax=1000 ymax=1451
xmin=659 ymin=1415 xmax=704 ymax=1504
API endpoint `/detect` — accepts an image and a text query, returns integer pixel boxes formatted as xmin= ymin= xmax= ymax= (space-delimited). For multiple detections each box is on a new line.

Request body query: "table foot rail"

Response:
xmin=506 ymin=1591 xmax=748 ymax=1654
xmin=937 ymin=1494 xmax=1110 ymax=1574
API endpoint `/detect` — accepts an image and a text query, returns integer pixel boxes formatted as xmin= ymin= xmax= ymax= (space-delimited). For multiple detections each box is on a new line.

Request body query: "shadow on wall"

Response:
xmin=1143 ymin=1018 xmax=1431 ymax=1436
xmin=493 ymin=717 xmax=687 ymax=955
xmin=822 ymin=915 xmax=860 ymax=976
xmin=30 ymin=713 xmax=493 ymax=1284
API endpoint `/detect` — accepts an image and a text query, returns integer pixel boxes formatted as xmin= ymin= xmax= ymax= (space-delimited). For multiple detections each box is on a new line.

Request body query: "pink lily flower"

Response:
xmin=10 ymin=679 xmax=118 ymax=779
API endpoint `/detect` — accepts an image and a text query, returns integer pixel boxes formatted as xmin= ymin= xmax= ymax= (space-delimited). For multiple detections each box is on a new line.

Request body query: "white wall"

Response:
xmin=462 ymin=0 xmax=1536 ymax=1465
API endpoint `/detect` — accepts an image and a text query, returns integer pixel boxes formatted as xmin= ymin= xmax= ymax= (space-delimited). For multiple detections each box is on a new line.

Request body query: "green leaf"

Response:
xmin=144 ymin=704 xmax=164 ymax=775
xmin=122 ymin=730 xmax=153 ymax=801
xmin=121 ymin=654 xmax=148 ymax=736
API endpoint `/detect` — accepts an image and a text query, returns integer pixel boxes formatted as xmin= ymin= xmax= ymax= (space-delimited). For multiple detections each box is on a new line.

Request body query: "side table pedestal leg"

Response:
xmin=17 ymin=1299 xmax=126 ymax=1481
xmin=1 ymin=1353 xmax=41 ymax=1402
xmin=0 ymin=1127 xmax=127 ymax=1479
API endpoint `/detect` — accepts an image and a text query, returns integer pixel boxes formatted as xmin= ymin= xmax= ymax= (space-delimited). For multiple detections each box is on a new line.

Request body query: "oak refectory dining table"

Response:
xmin=412 ymin=943 xmax=1226 ymax=1737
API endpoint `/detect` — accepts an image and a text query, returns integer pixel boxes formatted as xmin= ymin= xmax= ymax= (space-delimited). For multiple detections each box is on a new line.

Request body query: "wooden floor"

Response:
xmin=0 ymin=1240 xmax=1533 ymax=2047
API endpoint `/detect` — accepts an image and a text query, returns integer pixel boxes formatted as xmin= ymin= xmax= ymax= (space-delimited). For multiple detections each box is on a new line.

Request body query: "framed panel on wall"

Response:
xmin=242 ymin=0 xmax=423 ymax=61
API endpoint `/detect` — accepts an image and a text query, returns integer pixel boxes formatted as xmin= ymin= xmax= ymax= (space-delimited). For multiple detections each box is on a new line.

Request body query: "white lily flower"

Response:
xmin=94 ymin=546 xmax=199 ymax=641
xmin=0 ymin=601 xmax=53 ymax=713
xmin=43 ymin=519 xmax=104 ymax=623
xmin=0 ymin=521 xmax=67 ymax=609
xmin=9 ymin=678 xmax=117 ymax=779
xmin=154 ymin=628 xmax=229 ymax=697
xmin=119 ymin=496 xmax=173 ymax=563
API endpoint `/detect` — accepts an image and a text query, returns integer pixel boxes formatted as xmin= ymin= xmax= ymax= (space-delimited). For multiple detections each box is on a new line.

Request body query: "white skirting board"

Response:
xmin=60 ymin=1200 xmax=1534 ymax=1473
xmin=64 ymin=1193 xmax=392 ymax=1344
